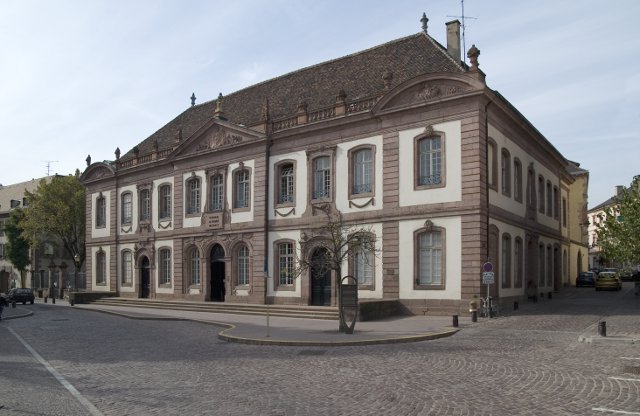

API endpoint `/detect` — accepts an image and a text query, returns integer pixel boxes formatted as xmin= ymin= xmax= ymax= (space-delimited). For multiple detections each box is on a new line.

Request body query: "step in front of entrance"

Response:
xmin=88 ymin=298 xmax=340 ymax=320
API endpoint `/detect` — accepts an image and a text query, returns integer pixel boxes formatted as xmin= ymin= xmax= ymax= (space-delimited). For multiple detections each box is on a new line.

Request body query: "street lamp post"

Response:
xmin=73 ymin=253 xmax=80 ymax=291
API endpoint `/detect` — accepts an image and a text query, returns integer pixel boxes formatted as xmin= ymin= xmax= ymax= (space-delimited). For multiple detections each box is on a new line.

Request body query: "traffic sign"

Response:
xmin=482 ymin=271 xmax=495 ymax=284
xmin=483 ymin=262 xmax=493 ymax=273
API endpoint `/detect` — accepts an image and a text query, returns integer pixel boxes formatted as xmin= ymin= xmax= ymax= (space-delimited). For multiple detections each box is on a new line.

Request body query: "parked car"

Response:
xmin=617 ymin=269 xmax=634 ymax=281
xmin=7 ymin=288 xmax=35 ymax=304
xmin=576 ymin=272 xmax=595 ymax=287
xmin=595 ymin=272 xmax=622 ymax=291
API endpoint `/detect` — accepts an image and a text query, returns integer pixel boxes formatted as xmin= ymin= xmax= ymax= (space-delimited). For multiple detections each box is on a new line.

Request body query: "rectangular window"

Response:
xmin=418 ymin=137 xmax=442 ymax=186
xmin=122 ymin=251 xmax=132 ymax=284
xmin=159 ymin=185 xmax=171 ymax=219
xmin=538 ymin=177 xmax=545 ymax=213
xmin=553 ymin=186 xmax=559 ymax=219
xmin=538 ymin=245 xmax=545 ymax=287
xmin=140 ymin=189 xmax=150 ymax=221
xmin=278 ymin=164 xmax=294 ymax=204
xmin=278 ymin=242 xmax=294 ymax=286
xmin=514 ymin=160 xmax=522 ymax=202
xmin=546 ymin=182 xmax=552 ymax=217
xmin=96 ymin=251 xmax=106 ymax=285
xmin=353 ymin=148 xmax=373 ymax=194
xmin=313 ymin=156 xmax=331 ymax=199
xmin=160 ymin=249 xmax=171 ymax=284
xmin=501 ymin=150 xmax=511 ymax=196
xmin=210 ymin=174 xmax=224 ymax=211
xmin=354 ymin=244 xmax=374 ymax=286
xmin=238 ymin=245 xmax=249 ymax=286
xmin=235 ymin=170 xmax=250 ymax=208
xmin=96 ymin=196 xmax=106 ymax=228
xmin=418 ymin=231 xmax=442 ymax=286
xmin=190 ymin=250 xmax=200 ymax=285
xmin=186 ymin=179 xmax=201 ymax=215
xmin=121 ymin=193 xmax=132 ymax=225
xmin=562 ymin=198 xmax=567 ymax=227
xmin=515 ymin=238 xmax=523 ymax=288
xmin=501 ymin=235 xmax=511 ymax=288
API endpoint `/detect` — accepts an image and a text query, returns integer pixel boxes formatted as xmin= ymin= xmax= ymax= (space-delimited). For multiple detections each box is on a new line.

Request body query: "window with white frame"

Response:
xmin=417 ymin=135 xmax=442 ymax=186
xmin=538 ymin=244 xmax=545 ymax=287
xmin=277 ymin=162 xmax=295 ymax=205
xmin=139 ymin=189 xmax=151 ymax=222
xmin=122 ymin=251 xmax=132 ymax=284
xmin=159 ymin=248 xmax=171 ymax=285
xmin=159 ymin=184 xmax=171 ymax=220
xmin=488 ymin=139 xmax=497 ymax=189
xmin=514 ymin=159 xmax=523 ymax=202
xmin=546 ymin=181 xmax=552 ymax=217
xmin=416 ymin=228 xmax=444 ymax=289
xmin=277 ymin=242 xmax=294 ymax=286
xmin=121 ymin=192 xmax=132 ymax=225
xmin=352 ymin=147 xmax=373 ymax=195
xmin=313 ymin=156 xmax=331 ymax=199
xmin=189 ymin=248 xmax=200 ymax=285
xmin=96 ymin=195 xmax=106 ymax=228
xmin=210 ymin=174 xmax=224 ymax=211
xmin=515 ymin=237 xmax=523 ymax=288
xmin=235 ymin=169 xmax=250 ymax=209
xmin=352 ymin=234 xmax=374 ymax=287
xmin=186 ymin=178 xmax=201 ymax=215
xmin=538 ymin=176 xmax=545 ymax=213
xmin=96 ymin=250 xmax=106 ymax=285
xmin=237 ymin=244 xmax=249 ymax=286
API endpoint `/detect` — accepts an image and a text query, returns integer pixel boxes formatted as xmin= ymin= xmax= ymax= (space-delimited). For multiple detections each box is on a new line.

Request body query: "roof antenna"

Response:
xmin=42 ymin=160 xmax=58 ymax=176
xmin=447 ymin=0 xmax=477 ymax=64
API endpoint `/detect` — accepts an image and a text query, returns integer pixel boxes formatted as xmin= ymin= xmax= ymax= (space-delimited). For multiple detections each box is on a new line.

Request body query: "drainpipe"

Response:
xmin=484 ymin=98 xmax=492 ymax=298
xmin=263 ymin=135 xmax=272 ymax=306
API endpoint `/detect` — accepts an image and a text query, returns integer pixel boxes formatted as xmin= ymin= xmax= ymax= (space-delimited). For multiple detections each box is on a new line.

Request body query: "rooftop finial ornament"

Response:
xmin=420 ymin=12 xmax=429 ymax=34
xmin=190 ymin=92 xmax=196 ymax=107
xmin=467 ymin=44 xmax=480 ymax=70
xmin=213 ymin=92 xmax=226 ymax=120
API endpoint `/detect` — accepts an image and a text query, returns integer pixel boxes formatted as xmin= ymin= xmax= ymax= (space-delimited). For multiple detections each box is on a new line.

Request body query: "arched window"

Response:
xmin=538 ymin=244 xmax=545 ymax=287
xmin=139 ymin=189 xmax=151 ymax=222
xmin=513 ymin=159 xmax=523 ymax=203
xmin=350 ymin=233 xmax=375 ymax=288
xmin=488 ymin=139 xmax=497 ymax=189
xmin=276 ymin=162 xmax=295 ymax=205
xmin=275 ymin=241 xmax=294 ymax=287
xmin=514 ymin=237 xmax=523 ymax=288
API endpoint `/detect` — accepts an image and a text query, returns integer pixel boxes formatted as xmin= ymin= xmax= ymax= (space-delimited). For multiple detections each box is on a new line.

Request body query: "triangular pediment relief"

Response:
xmin=172 ymin=120 xmax=265 ymax=159
xmin=80 ymin=162 xmax=115 ymax=183
xmin=373 ymin=74 xmax=483 ymax=115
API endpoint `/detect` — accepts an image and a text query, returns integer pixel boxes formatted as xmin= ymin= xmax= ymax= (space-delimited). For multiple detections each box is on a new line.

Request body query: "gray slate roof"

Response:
xmin=121 ymin=32 xmax=464 ymax=162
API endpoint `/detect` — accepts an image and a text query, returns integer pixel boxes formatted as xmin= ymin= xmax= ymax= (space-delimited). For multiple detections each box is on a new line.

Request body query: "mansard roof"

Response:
xmin=121 ymin=32 xmax=465 ymax=162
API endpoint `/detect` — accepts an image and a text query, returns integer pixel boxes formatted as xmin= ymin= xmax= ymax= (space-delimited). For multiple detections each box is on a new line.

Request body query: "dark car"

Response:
xmin=576 ymin=272 xmax=595 ymax=287
xmin=7 ymin=288 xmax=35 ymax=304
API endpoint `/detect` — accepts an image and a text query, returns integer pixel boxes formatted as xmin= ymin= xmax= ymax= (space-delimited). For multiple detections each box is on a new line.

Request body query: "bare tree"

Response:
xmin=295 ymin=205 xmax=378 ymax=333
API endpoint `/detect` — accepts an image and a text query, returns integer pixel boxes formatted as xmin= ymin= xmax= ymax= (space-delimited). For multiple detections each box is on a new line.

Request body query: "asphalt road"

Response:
xmin=1 ymin=284 xmax=639 ymax=415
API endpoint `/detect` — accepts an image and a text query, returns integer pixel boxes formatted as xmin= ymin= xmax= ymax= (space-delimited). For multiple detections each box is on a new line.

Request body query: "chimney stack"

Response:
xmin=446 ymin=20 xmax=461 ymax=63
xmin=615 ymin=185 xmax=625 ymax=196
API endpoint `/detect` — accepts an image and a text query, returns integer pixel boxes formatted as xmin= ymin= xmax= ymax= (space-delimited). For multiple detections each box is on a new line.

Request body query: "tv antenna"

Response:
xmin=447 ymin=0 xmax=477 ymax=64
xmin=43 ymin=160 xmax=58 ymax=176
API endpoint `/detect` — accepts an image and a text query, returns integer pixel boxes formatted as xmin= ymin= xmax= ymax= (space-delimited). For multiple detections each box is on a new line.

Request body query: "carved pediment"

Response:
xmin=379 ymin=80 xmax=472 ymax=111
xmin=80 ymin=163 xmax=115 ymax=182
xmin=196 ymin=125 xmax=245 ymax=151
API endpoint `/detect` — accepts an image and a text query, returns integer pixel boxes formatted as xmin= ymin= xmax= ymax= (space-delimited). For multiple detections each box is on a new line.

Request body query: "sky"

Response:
xmin=1 ymin=0 xmax=638 ymax=208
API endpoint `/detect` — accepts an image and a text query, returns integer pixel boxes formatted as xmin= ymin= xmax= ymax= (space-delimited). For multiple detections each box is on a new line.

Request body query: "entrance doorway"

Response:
xmin=140 ymin=256 xmax=150 ymax=299
xmin=210 ymin=244 xmax=225 ymax=302
xmin=310 ymin=248 xmax=331 ymax=306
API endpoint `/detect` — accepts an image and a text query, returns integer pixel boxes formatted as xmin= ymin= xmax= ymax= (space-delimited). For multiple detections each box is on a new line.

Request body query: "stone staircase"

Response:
xmin=87 ymin=297 xmax=340 ymax=320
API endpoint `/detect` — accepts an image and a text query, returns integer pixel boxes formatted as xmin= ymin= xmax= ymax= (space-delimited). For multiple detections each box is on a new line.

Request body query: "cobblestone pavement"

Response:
xmin=0 ymin=284 xmax=638 ymax=415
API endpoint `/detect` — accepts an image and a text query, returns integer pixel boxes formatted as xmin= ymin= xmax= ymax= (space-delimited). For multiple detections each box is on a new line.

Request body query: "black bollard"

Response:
xmin=471 ymin=310 xmax=477 ymax=323
xmin=44 ymin=297 xmax=47 ymax=303
xmin=52 ymin=297 xmax=55 ymax=304
xmin=540 ymin=292 xmax=544 ymax=298
xmin=514 ymin=301 xmax=519 ymax=311
xmin=12 ymin=301 xmax=16 ymax=308
xmin=548 ymin=292 xmax=552 ymax=300
xmin=598 ymin=321 xmax=607 ymax=337
xmin=452 ymin=315 xmax=459 ymax=328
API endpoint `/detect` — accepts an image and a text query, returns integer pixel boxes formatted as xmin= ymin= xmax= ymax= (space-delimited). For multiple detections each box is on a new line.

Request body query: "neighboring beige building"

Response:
xmin=81 ymin=15 xmax=589 ymax=314
xmin=0 ymin=176 xmax=77 ymax=295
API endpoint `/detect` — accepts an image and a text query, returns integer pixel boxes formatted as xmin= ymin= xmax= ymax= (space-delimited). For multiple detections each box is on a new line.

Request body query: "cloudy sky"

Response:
xmin=1 ymin=0 xmax=638 ymax=207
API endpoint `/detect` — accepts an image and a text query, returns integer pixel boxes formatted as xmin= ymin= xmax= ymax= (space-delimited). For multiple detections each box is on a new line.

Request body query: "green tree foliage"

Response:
xmin=4 ymin=208 xmax=30 ymax=287
xmin=21 ymin=175 xmax=86 ymax=269
xmin=596 ymin=176 xmax=640 ymax=266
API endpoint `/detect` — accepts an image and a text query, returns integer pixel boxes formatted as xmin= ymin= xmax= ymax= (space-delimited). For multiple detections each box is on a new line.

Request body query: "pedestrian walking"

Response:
xmin=0 ymin=294 xmax=9 ymax=320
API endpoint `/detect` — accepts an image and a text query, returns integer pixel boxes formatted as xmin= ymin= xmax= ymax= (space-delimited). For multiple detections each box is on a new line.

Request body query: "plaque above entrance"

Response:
xmin=204 ymin=212 xmax=224 ymax=229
